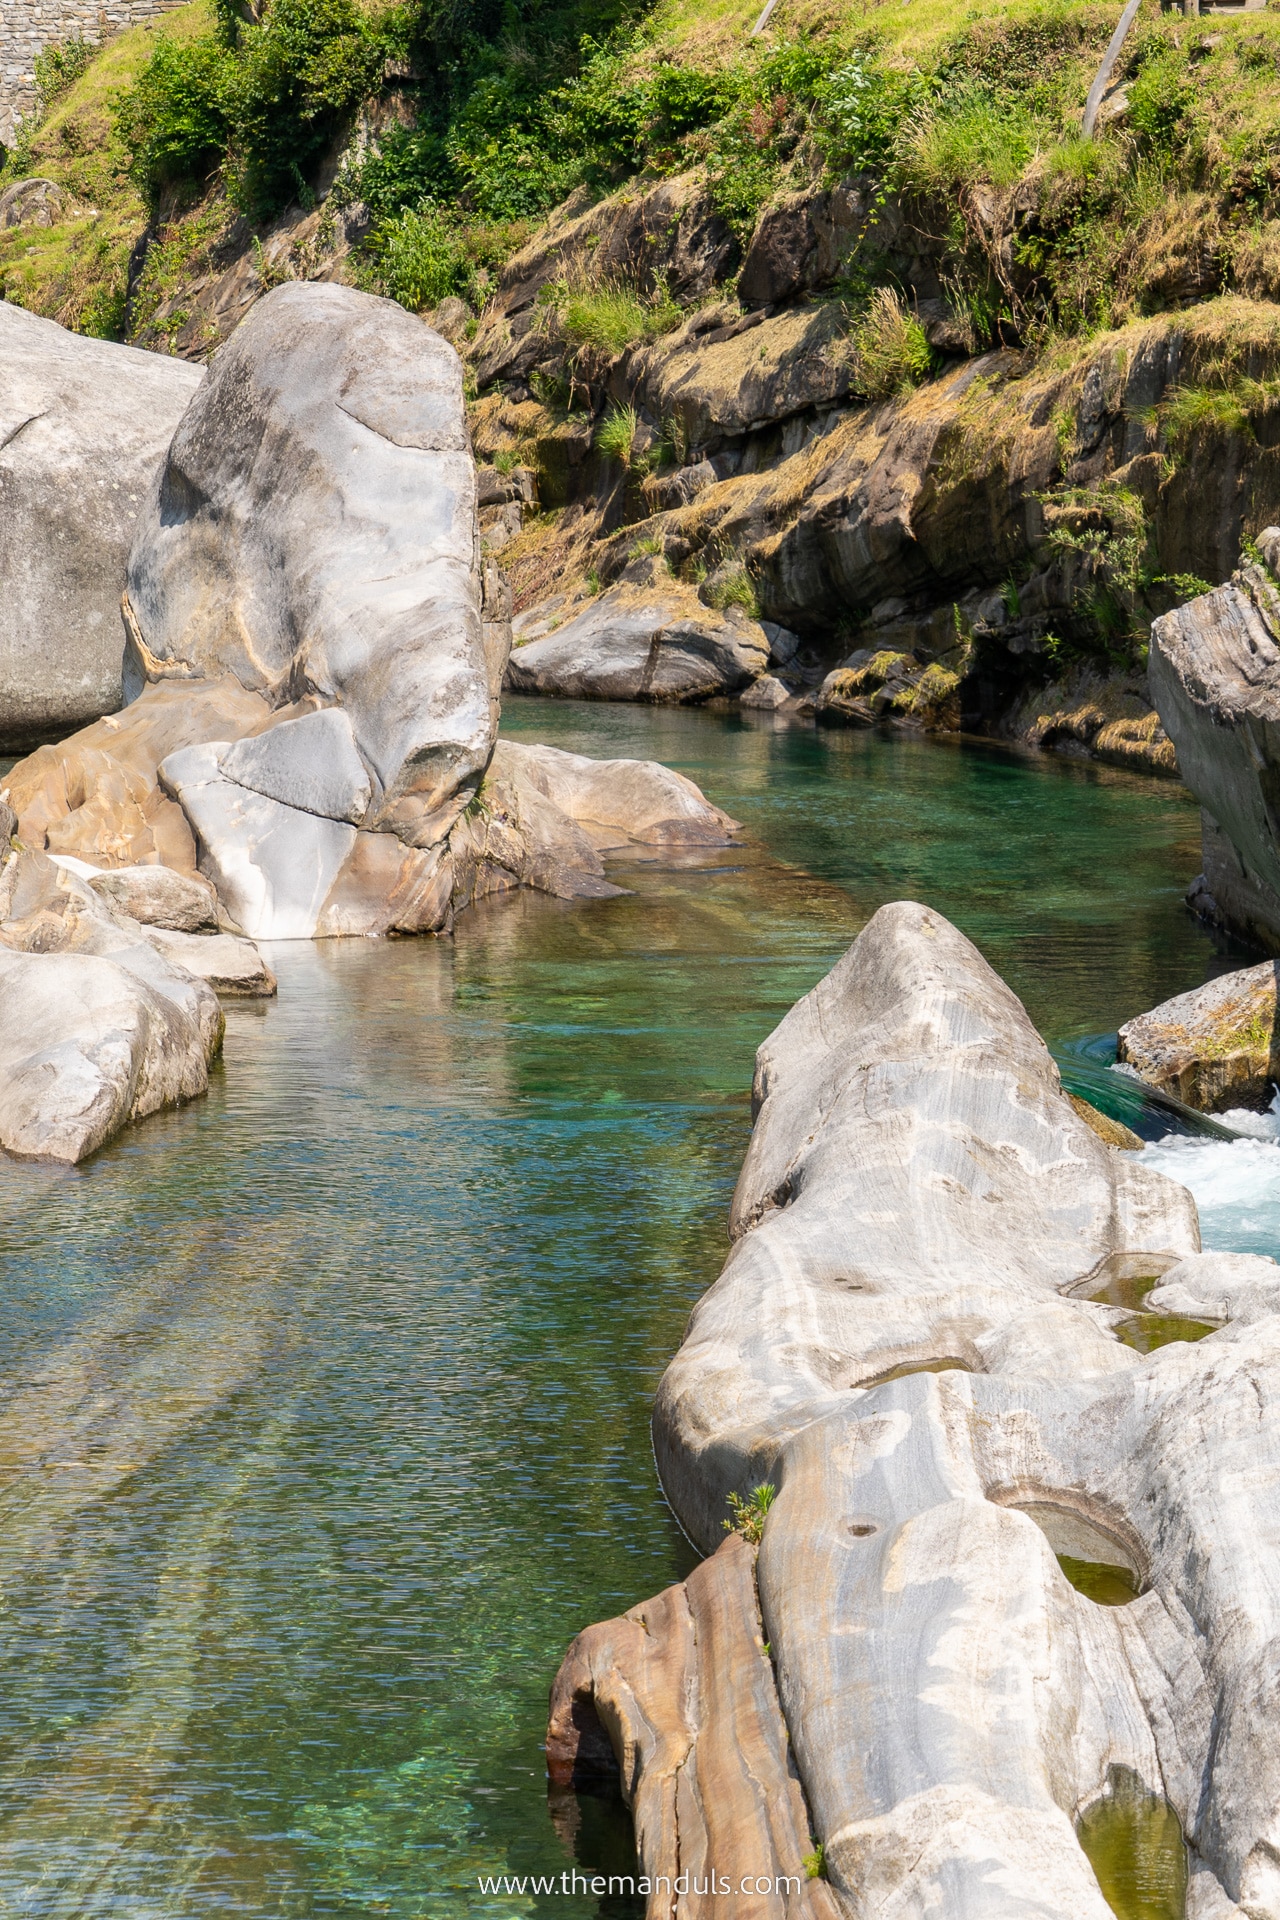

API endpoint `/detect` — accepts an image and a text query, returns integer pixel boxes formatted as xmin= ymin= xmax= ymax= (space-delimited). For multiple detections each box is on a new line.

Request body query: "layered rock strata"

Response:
xmin=551 ymin=901 xmax=1280 ymax=1918
xmin=0 ymin=301 xmax=203 ymax=750
xmin=1150 ymin=536 xmax=1280 ymax=951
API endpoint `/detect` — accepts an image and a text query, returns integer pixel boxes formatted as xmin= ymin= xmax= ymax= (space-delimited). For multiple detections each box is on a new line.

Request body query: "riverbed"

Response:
xmin=0 ymin=700 xmax=1271 ymax=1918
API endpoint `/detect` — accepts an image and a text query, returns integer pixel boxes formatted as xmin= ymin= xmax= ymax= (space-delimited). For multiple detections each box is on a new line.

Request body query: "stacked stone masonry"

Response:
xmin=1 ymin=0 xmax=186 ymax=144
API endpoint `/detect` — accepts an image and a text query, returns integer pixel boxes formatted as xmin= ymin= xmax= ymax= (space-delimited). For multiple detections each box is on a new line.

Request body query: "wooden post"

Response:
xmin=1082 ymin=0 xmax=1144 ymax=137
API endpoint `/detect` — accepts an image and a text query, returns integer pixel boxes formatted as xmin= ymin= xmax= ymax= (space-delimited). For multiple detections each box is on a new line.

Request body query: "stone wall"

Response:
xmin=1 ymin=0 xmax=186 ymax=145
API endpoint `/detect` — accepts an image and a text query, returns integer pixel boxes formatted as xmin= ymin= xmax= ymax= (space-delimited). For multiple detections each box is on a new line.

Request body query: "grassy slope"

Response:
xmin=0 ymin=1 xmax=212 ymax=332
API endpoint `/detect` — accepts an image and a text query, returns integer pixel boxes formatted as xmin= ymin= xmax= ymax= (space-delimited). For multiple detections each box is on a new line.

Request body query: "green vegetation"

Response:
xmin=723 ymin=1481 xmax=776 ymax=1543
xmin=595 ymin=402 xmax=640 ymax=464
xmin=703 ymin=561 xmax=760 ymax=615
xmin=854 ymin=288 xmax=933 ymax=398
xmin=802 ymin=1843 xmax=826 ymax=1880
xmin=541 ymin=271 xmax=682 ymax=353
xmin=6 ymin=0 xmax=1280 ymax=384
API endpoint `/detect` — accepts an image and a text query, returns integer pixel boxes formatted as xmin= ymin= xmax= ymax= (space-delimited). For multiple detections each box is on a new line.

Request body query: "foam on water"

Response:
xmin=1141 ymin=1092 xmax=1280 ymax=1262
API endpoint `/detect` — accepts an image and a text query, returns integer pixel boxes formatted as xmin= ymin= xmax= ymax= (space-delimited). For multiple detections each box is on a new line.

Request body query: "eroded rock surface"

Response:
xmin=553 ymin=902 xmax=1280 ymax=1918
xmin=549 ymin=1532 xmax=842 ymax=1920
xmin=0 ymin=848 xmax=225 ymax=1162
xmin=1118 ymin=961 xmax=1279 ymax=1112
xmin=0 ymin=302 xmax=203 ymax=751
xmin=1150 ymin=541 xmax=1280 ymax=951
xmin=126 ymin=280 xmax=501 ymax=850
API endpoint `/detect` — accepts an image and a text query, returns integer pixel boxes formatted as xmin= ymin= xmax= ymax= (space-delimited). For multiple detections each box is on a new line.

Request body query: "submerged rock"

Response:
xmin=1150 ymin=544 xmax=1280 ymax=950
xmin=0 ymin=302 xmax=203 ymax=752
xmin=552 ymin=901 xmax=1280 ymax=1918
xmin=1118 ymin=961 xmax=1279 ymax=1112
xmin=506 ymin=570 xmax=769 ymax=703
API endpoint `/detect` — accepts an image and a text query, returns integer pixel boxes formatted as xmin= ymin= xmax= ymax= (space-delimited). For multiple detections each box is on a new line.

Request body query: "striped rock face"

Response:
xmin=552 ymin=901 xmax=1280 ymax=1920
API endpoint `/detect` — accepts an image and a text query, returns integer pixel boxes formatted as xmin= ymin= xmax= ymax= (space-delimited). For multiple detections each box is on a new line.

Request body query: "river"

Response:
xmin=0 ymin=698 xmax=1273 ymax=1917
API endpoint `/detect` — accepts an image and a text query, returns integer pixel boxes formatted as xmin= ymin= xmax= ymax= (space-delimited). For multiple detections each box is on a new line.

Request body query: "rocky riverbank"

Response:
xmin=550 ymin=900 xmax=1280 ymax=1918
xmin=0 ymin=282 xmax=739 ymax=1161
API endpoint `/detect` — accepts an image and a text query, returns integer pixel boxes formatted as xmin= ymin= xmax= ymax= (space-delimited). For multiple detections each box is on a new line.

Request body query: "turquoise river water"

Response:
xmin=1 ymin=697 xmax=1276 ymax=1918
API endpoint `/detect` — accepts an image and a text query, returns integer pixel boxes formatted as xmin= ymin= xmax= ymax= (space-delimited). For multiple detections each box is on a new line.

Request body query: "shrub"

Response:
xmin=117 ymin=0 xmax=388 ymax=214
xmin=361 ymin=203 xmax=467 ymax=309
xmin=115 ymin=34 xmax=233 ymax=198
xmin=814 ymin=53 xmax=920 ymax=175
xmin=1127 ymin=45 xmax=1200 ymax=159
xmin=724 ymin=1482 xmax=776 ymax=1544
xmin=854 ymin=288 xmax=933 ymax=398
xmin=33 ymin=36 xmax=93 ymax=118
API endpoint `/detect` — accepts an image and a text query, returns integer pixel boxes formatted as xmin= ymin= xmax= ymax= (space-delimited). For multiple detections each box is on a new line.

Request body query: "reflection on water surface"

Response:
xmin=1078 ymin=1770 xmax=1188 ymax=1919
xmin=0 ymin=704 xmax=1245 ymax=1915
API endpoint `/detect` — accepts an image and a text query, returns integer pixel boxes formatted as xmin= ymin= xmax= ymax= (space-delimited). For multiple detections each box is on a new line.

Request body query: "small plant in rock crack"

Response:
xmin=595 ymin=404 xmax=642 ymax=467
xmin=723 ymin=1482 xmax=776 ymax=1543
xmin=803 ymin=1843 xmax=826 ymax=1880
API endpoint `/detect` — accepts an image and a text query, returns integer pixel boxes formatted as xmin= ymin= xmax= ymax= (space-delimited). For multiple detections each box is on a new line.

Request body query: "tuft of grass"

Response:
xmin=596 ymin=403 xmax=642 ymax=466
xmin=901 ymin=92 xmax=1040 ymax=196
xmin=543 ymin=273 xmax=683 ymax=356
xmin=854 ymin=288 xmax=933 ymax=399
xmin=1160 ymin=384 xmax=1254 ymax=447
xmin=704 ymin=562 xmax=761 ymax=616
xmin=803 ymin=1844 xmax=826 ymax=1881
xmin=723 ymin=1481 xmax=776 ymax=1543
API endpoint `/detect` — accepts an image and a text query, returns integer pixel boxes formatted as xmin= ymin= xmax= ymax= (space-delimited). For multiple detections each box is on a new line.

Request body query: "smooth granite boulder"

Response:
xmin=142 ymin=928 xmax=277 ymax=997
xmin=1149 ymin=543 xmax=1280 ymax=951
xmin=0 ymin=848 xmax=225 ymax=1162
xmin=1118 ymin=960 xmax=1280 ymax=1112
xmin=497 ymin=740 xmax=739 ymax=847
xmin=506 ymin=575 xmax=769 ymax=703
xmin=0 ymin=302 xmax=203 ymax=751
xmin=552 ymin=903 xmax=1280 ymax=1920
xmin=124 ymin=281 xmax=500 ymax=849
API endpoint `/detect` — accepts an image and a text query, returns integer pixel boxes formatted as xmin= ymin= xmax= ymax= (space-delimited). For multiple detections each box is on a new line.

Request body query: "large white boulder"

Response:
xmin=553 ymin=903 xmax=1280 ymax=1919
xmin=0 ymin=302 xmax=202 ymax=751
xmin=124 ymin=281 xmax=505 ymax=850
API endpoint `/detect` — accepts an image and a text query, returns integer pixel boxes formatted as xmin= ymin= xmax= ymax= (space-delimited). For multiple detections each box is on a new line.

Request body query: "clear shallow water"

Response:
xmin=0 ymin=701 xmax=1269 ymax=1917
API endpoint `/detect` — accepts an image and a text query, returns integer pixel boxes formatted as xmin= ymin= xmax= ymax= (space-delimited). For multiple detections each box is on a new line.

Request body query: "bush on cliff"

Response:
xmin=117 ymin=0 xmax=391 ymax=213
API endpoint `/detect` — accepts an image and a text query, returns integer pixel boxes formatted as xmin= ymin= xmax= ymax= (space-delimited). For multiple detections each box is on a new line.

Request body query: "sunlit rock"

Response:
xmin=0 ymin=302 xmax=202 ymax=751
xmin=1118 ymin=961 xmax=1279 ymax=1113
xmin=1150 ymin=540 xmax=1280 ymax=952
xmin=552 ymin=902 xmax=1280 ymax=1918
xmin=0 ymin=848 xmax=224 ymax=1163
